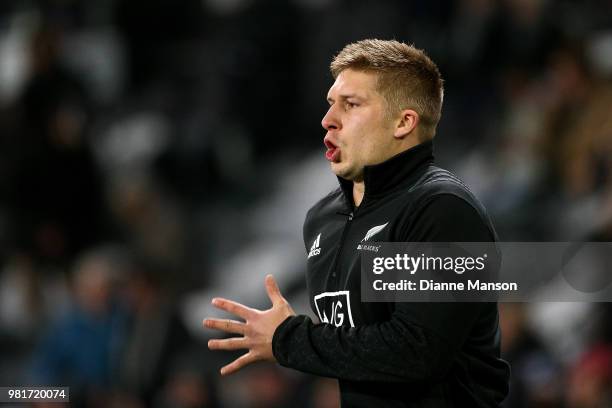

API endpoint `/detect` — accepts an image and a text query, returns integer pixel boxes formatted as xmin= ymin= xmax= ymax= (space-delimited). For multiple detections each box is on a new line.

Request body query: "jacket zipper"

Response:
xmin=330 ymin=211 xmax=354 ymax=282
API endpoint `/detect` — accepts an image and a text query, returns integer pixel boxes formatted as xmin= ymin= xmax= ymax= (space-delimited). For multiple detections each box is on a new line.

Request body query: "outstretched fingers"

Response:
xmin=203 ymin=318 xmax=245 ymax=335
xmin=220 ymin=352 xmax=258 ymax=376
xmin=208 ymin=337 xmax=248 ymax=351
xmin=212 ymin=297 xmax=255 ymax=320
xmin=265 ymin=274 xmax=285 ymax=306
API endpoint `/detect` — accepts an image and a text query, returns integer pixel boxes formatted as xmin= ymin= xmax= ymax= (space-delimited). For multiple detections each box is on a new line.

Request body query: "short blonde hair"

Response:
xmin=331 ymin=39 xmax=444 ymax=139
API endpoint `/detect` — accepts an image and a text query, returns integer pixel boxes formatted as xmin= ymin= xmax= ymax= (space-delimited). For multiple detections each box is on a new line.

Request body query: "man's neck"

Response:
xmin=353 ymin=181 xmax=365 ymax=207
xmin=349 ymin=137 xmax=428 ymax=208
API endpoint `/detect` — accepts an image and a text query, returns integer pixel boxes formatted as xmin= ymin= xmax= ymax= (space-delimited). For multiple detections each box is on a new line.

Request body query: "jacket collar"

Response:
xmin=338 ymin=140 xmax=434 ymax=207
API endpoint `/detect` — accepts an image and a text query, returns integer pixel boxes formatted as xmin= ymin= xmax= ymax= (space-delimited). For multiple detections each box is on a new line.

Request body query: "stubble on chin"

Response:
xmin=331 ymin=162 xmax=364 ymax=182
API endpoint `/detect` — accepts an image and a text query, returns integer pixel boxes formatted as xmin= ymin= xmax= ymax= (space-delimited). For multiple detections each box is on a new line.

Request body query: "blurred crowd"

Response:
xmin=0 ymin=0 xmax=611 ymax=407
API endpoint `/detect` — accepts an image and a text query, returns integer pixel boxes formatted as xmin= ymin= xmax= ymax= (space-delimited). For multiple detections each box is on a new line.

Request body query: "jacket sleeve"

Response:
xmin=272 ymin=194 xmax=493 ymax=382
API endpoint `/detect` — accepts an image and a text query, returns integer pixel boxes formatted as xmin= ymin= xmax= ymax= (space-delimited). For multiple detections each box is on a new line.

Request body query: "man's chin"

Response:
xmin=330 ymin=162 xmax=362 ymax=181
xmin=330 ymin=162 xmax=346 ymax=176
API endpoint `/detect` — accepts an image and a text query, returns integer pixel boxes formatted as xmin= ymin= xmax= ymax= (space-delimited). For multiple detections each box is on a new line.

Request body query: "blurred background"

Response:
xmin=0 ymin=0 xmax=611 ymax=407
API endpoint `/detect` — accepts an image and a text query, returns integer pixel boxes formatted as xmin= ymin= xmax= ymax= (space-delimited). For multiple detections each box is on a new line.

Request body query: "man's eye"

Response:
xmin=346 ymin=102 xmax=358 ymax=109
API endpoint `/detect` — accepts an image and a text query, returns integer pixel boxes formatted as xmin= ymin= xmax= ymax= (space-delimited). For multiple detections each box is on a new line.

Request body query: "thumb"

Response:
xmin=265 ymin=274 xmax=284 ymax=306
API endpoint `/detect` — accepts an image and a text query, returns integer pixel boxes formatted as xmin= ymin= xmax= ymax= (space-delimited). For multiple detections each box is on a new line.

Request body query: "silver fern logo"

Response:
xmin=357 ymin=222 xmax=389 ymax=252
xmin=361 ymin=222 xmax=389 ymax=242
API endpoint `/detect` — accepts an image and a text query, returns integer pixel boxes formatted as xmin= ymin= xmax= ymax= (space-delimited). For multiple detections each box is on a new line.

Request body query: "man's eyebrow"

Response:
xmin=327 ymin=93 xmax=361 ymax=104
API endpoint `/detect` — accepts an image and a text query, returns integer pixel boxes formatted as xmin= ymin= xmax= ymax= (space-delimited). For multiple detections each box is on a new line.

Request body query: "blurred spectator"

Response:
xmin=566 ymin=344 xmax=612 ymax=408
xmin=8 ymin=23 xmax=108 ymax=266
xmin=500 ymin=303 xmax=562 ymax=407
xmin=117 ymin=261 xmax=197 ymax=405
xmin=106 ymin=176 xmax=187 ymax=278
xmin=28 ymin=247 xmax=130 ymax=407
xmin=154 ymin=365 xmax=220 ymax=408
xmin=242 ymin=365 xmax=294 ymax=408
xmin=309 ymin=377 xmax=340 ymax=408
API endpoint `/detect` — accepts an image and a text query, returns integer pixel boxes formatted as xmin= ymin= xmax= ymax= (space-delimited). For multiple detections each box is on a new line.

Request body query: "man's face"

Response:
xmin=322 ymin=69 xmax=397 ymax=181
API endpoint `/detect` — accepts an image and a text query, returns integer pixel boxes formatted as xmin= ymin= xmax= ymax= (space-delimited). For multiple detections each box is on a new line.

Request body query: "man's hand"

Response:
xmin=203 ymin=274 xmax=296 ymax=375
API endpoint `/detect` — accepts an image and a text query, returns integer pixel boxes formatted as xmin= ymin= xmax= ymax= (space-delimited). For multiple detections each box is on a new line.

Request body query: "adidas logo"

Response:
xmin=308 ymin=233 xmax=321 ymax=258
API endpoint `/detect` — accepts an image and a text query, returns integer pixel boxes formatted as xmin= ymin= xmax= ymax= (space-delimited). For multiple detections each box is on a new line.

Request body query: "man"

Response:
xmin=204 ymin=39 xmax=510 ymax=407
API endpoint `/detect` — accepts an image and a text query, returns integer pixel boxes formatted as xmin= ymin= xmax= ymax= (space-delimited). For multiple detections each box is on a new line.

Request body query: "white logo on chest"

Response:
xmin=361 ymin=222 xmax=389 ymax=242
xmin=357 ymin=222 xmax=389 ymax=251
xmin=308 ymin=233 xmax=321 ymax=258
xmin=314 ymin=291 xmax=355 ymax=327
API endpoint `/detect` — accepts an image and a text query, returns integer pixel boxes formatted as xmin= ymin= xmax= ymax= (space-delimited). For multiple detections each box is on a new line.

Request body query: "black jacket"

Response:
xmin=272 ymin=141 xmax=510 ymax=407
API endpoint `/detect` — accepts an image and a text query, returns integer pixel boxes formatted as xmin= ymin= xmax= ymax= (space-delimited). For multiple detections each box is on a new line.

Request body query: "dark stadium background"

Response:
xmin=0 ymin=0 xmax=611 ymax=407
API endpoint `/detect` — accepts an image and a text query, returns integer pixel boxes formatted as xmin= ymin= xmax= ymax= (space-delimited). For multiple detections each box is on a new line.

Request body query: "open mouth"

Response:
xmin=324 ymin=138 xmax=340 ymax=162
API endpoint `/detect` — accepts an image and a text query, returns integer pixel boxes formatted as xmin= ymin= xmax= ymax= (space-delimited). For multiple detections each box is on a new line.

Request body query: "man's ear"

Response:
xmin=394 ymin=109 xmax=419 ymax=139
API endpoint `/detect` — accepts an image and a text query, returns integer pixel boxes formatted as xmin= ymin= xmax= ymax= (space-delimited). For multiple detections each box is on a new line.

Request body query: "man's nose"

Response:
xmin=321 ymin=106 xmax=340 ymax=131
